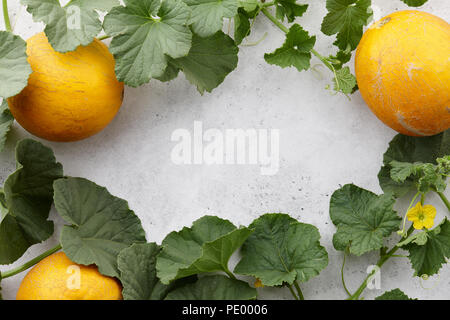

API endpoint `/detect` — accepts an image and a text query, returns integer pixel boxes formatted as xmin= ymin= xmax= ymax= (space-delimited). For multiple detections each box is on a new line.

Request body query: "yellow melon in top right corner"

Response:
xmin=355 ymin=10 xmax=450 ymax=136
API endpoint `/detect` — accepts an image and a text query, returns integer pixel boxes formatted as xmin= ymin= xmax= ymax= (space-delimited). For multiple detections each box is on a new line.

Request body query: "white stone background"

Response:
xmin=1 ymin=0 xmax=449 ymax=300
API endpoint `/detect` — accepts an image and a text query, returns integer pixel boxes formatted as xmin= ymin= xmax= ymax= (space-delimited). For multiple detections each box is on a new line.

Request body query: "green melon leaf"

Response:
xmin=378 ymin=130 xmax=450 ymax=197
xmin=400 ymin=0 xmax=428 ymax=7
xmin=156 ymin=215 xmax=253 ymax=284
xmin=275 ymin=0 xmax=308 ymax=23
xmin=333 ymin=66 xmax=357 ymax=94
xmin=389 ymin=160 xmax=448 ymax=194
xmin=398 ymin=230 xmax=429 ymax=247
xmin=118 ymin=243 xmax=196 ymax=300
xmin=21 ymin=0 xmax=119 ymax=53
xmin=154 ymin=64 xmax=181 ymax=83
xmin=389 ymin=161 xmax=420 ymax=183
xmin=238 ymin=0 xmax=258 ymax=12
xmin=404 ymin=218 xmax=450 ymax=277
xmin=330 ymin=184 xmax=401 ymax=256
xmin=321 ymin=0 xmax=372 ymax=51
xmin=183 ymin=0 xmax=239 ymax=37
xmin=0 ymin=139 xmax=63 ymax=264
xmin=118 ymin=243 xmax=167 ymax=300
xmin=234 ymin=213 xmax=328 ymax=286
xmin=328 ymin=50 xmax=352 ymax=70
xmin=416 ymin=162 xmax=448 ymax=194
xmin=169 ymin=31 xmax=239 ymax=94
xmin=54 ymin=177 xmax=146 ymax=278
xmin=165 ymin=275 xmax=257 ymax=300
xmin=264 ymin=24 xmax=316 ymax=72
xmin=0 ymin=100 xmax=14 ymax=152
xmin=234 ymin=8 xmax=253 ymax=45
xmin=375 ymin=288 xmax=415 ymax=300
xmin=0 ymin=32 xmax=32 ymax=98
xmin=234 ymin=10 xmax=250 ymax=46
xmin=103 ymin=0 xmax=192 ymax=87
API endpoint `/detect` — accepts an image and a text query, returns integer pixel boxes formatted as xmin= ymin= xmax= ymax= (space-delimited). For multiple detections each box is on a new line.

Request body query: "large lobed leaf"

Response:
xmin=378 ymin=130 xmax=450 ymax=197
xmin=234 ymin=7 xmax=256 ymax=45
xmin=264 ymin=24 xmax=316 ymax=72
xmin=165 ymin=275 xmax=257 ymax=300
xmin=238 ymin=0 xmax=258 ymax=12
xmin=118 ymin=243 xmax=167 ymax=300
xmin=375 ymin=288 xmax=415 ymax=300
xmin=0 ymin=31 xmax=32 ymax=98
xmin=118 ymin=243 xmax=196 ymax=300
xmin=184 ymin=0 xmax=238 ymax=37
xmin=21 ymin=0 xmax=119 ymax=53
xmin=330 ymin=184 xmax=401 ymax=256
xmin=167 ymin=31 xmax=239 ymax=94
xmin=103 ymin=0 xmax=192 ymax=87
xmin=321 ymin=0 xmax=372 ymax=51
xmin=404 ymin=219 xmax=450 ymax=277
xmin=54 ymin=177 xmax=146 ymax=277
xmin=400 ymin=0 xmax=428 ymax=6
xmin=156 ymin=216 xmax=253 ymax=284
xmin=0 ymin=139 xmax=63 ymax=264
xmin=234 ymin=214 xmax=328 ymax=286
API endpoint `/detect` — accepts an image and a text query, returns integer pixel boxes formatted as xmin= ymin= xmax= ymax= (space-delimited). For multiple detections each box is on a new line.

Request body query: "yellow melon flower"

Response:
xmin=407 ymin=202 xmax=437 ymax=230
xmin=254 ymin=278 xmax=264 ymax=288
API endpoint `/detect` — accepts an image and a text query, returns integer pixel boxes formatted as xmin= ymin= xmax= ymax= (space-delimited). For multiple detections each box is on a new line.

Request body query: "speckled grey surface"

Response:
xmin=1 ymin=0 xmax=449 ymax=300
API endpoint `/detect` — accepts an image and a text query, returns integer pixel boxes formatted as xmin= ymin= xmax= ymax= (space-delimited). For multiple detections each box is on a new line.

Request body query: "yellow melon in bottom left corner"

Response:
xmin=16 ymin=252 xmax=122 ymax=300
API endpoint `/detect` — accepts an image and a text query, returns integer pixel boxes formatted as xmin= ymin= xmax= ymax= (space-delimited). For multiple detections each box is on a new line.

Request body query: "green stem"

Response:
xmin=349 ymin=249 xmax=395 ymax=300
xmin=2 ymin=0 xmax=11 ymax=32
xmin=239 ymin=0 xmax=276 ymax=46
xmin=287 ymin=284 xmax=300 ymax=300
xmin=241 ymin=32 xmax=268 ymax=47
xmin=1 ymin=244 xmax=62 ymax=279
xmin=239 ymin=4 xmax=264 ymax=45
xmin=437 ymin=192 xmax=450 ymax=212
xmin=223 ymin=267 xmax=237 ymax=281
xmin=341 ymin=247 xmax=352 ymax=297
xmin=399 ymin=191 xmax=420 ymax=236
xmin=98 ymin=35 xmax=112 ymax=41
xmin=348 ymin=225 xmax=414 ymax=300
xmin=261 ymin=8 xmax=289 ymax=33
xmin=261 ymin=1 xmax=275 ymax=7
xmin=310 ymin=49 xmax=334 ymax=72
xmin=293 ymin=281 xmax=305 ymax=300
xmin=420 ymin=193 xmax=425 ymax=205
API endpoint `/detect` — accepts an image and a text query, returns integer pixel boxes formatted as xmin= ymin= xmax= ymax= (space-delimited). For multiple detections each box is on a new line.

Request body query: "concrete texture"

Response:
xmin=0 ymin=0 xmax=449 ymax=300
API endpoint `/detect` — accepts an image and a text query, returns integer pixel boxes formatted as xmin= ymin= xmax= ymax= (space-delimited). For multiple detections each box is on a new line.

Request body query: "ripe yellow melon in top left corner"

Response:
xmin=8 ymin=32 xmax=124 ymax=142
